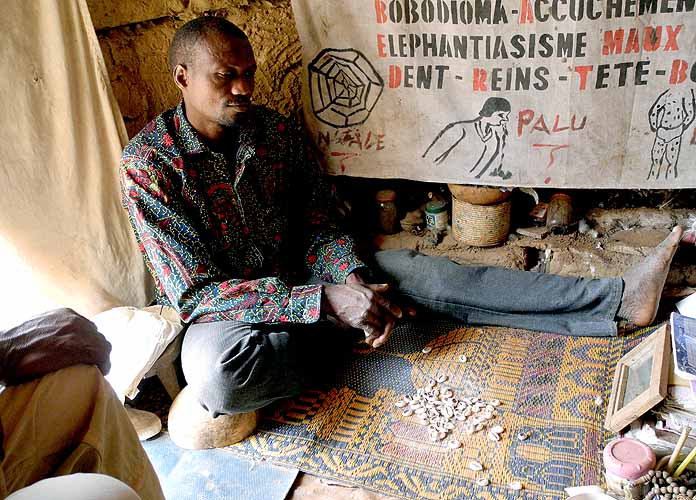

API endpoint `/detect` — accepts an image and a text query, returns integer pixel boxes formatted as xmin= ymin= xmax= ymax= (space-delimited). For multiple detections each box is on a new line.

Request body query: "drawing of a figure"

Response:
xmin=422 ymin=97 xmax=512 ymax=180
xmin=647 ymin=88 xmax=695 ymax=180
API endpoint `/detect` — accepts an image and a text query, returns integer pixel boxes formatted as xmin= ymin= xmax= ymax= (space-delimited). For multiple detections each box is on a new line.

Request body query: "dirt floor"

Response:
xmin=290 ymin=474 xmax=398 ymax=500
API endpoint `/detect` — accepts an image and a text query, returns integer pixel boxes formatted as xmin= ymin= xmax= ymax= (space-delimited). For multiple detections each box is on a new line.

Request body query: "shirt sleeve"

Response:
xmin=289 ymin=124 xmax=368 ymax=284
xmin=120 ymin=154 xmax=322 ymax=325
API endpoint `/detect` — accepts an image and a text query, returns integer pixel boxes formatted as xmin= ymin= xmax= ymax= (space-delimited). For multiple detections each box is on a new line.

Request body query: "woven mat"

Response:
xmin=227 ymin=319 xmax=654 ymax=500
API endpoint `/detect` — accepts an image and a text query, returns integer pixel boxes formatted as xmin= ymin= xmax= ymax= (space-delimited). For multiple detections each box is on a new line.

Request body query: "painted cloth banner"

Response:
xmin=291 ymin=0 xmax=696 ymax=188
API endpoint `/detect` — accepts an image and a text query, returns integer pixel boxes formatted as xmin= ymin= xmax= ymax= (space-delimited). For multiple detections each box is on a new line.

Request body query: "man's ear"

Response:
xmin=173 ymin=64 xmax=188 ymax=91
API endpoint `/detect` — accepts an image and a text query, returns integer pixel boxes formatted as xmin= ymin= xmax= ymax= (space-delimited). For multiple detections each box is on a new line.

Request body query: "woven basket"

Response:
xmin=452 ymin=197 xmax=511 ymax=247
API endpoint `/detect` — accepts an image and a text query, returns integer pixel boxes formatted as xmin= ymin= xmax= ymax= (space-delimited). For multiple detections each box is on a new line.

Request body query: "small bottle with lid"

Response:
xmin=376 ymin=189 xmax=400 ymax=234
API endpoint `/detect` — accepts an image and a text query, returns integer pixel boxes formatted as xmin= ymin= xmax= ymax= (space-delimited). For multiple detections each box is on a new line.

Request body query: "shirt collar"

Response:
xmin=174 ymin=101 xmax=260 ymax=160
xmin=174 ymin=102 xmax=208 ymax=156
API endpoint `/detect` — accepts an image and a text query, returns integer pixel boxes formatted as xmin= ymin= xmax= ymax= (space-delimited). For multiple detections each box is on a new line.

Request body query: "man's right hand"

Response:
xmin=322 ymin=283 xmax=403 ymax=348
xmin=0 ymin=308 xmax=111 ymax=386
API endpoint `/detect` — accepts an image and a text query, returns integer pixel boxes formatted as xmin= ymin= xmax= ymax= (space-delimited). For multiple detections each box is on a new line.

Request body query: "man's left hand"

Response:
xmin=0 ymin=308 xmax=112 ymax=385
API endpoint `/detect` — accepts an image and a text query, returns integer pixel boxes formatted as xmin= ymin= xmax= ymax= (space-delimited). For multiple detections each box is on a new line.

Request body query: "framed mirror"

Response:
xmin=605 ymin=324 xmax=671 ymax=433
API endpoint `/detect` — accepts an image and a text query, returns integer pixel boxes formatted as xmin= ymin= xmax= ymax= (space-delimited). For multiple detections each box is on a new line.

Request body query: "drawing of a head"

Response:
xmin=479 ymin=97 xmax=511 ymax=127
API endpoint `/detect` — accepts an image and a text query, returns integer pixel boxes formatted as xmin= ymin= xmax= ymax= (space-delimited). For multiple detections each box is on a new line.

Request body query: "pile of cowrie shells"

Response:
xmin=394 ymin=377 xmax=503 ymax=444
xmin=396 ymin=351 xmax=527 ymax=492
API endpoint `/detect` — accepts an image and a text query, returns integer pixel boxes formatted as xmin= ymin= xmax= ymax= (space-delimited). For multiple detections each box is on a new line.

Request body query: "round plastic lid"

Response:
xmin=425 ymin=199 xmax=447 ymax=213
xmin=603 ymin=438 xmax=656 ymax=480
xmin=376 ymin=189 xmax=396 ymax=202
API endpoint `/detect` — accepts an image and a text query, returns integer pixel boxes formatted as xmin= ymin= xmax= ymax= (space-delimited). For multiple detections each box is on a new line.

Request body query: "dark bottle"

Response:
xmin=376 ymin=189 xmax=400 ymax=234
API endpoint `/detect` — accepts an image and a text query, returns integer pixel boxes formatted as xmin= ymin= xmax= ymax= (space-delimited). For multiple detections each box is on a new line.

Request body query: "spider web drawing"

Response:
xmin=308 ymin=48 xmax=384 ymax=128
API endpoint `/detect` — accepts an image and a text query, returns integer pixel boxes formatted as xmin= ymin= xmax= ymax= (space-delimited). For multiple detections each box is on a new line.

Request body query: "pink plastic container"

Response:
xmin=603 ymin=438 xmax=656 ymax=496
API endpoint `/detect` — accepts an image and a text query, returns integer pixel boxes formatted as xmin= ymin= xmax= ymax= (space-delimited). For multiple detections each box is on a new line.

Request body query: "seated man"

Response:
xmin=119 ymin=16 xmax=683 ymax=448
xmin=0 ymin=308 xmax=164 ymax=500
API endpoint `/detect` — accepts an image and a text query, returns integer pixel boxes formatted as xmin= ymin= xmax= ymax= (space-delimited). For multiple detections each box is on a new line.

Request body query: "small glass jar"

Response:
xmin=425 ymin=199 xmax=448 ymax=234
xmin=376 ymin=189 xmax=400 ymax=234
xmin=546 ymin=193 xmax=573 ymax=234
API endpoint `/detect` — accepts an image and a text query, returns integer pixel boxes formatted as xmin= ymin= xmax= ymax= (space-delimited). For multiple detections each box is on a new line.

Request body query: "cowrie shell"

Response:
xmin=468 ymin=461 xmax=484 ymax=471
xmin=446 ymin=438 xmax=461 ymax=449
xmin=517 ymin=431 xmax=531 ymax=441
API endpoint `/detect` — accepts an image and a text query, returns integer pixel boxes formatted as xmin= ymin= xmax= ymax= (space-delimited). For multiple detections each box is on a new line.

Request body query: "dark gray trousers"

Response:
xmin=181 ymin=249 xmax=623 ymax=415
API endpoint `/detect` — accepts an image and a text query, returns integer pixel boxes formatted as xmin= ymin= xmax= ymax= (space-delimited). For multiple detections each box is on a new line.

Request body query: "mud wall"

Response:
xmin=87 ymin=0 xmax=303 ymax=138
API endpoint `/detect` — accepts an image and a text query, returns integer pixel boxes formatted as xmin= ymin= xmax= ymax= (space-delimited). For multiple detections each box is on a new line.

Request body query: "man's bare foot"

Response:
xmin=681 ymin=229 xmax=696 ymax=246
xmin=618 ymin=225 xmax=683 ymax=326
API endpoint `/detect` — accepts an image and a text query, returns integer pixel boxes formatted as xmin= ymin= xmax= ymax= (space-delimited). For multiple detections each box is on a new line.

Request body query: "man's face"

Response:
xmin=180 ymin=33 xmax=257 ymax=129
xmin=488 ymin=111 xmax=510 ymax=127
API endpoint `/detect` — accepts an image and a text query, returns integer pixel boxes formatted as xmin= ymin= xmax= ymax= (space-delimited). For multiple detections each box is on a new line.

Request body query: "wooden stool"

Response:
xmin=168 ymin=386 xmax=259 ymax=449
xmin=143 ymin=334 xmax=183 ymax=399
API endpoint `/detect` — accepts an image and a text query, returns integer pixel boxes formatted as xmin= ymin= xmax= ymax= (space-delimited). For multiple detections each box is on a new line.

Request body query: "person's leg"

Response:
xmin=375 ymin=225 xmax=684 ymax=337
xmin=0 ymin=365 xmax=164 ymax=500
xmin=6 ymin=473 xmax=141 ymax=500
xmin=181 ymin=320 xmax=345 ymax=415
xmin=373 ymin=249 xmax=622 ymax=337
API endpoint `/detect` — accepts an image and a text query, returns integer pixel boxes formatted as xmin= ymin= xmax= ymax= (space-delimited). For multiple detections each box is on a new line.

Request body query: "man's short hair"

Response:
xmin=168 ymin=16 xmax=248 ymax=72
xmin=479 ymin=97 xmax=511 ymax=117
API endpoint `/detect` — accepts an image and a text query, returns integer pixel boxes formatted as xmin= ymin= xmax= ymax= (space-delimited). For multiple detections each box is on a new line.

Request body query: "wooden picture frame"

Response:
xmin=605 ymin=324 xmax=671 ymax=433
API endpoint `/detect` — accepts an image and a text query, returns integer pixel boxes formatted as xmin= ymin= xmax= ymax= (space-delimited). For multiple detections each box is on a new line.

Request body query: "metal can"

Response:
xmin=425 ymin=199 xmax=448 ymax=233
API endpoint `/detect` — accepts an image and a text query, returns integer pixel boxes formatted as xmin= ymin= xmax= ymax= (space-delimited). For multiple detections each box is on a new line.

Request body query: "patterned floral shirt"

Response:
xmin=120 ymin=103 xmax=366 ymax=324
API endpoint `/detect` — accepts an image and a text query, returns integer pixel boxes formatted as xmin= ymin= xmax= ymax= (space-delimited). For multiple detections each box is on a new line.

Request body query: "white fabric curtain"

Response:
xmin=0 ymin=0 xmax=151 ymax=328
